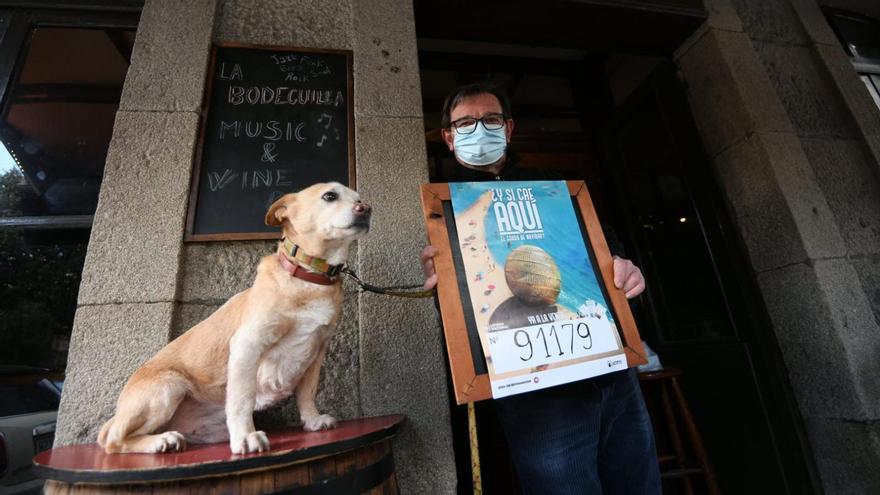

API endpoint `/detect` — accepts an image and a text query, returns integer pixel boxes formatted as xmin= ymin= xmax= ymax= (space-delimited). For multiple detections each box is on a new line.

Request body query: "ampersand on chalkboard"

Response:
xmin=261 ymin=142 xmax=278 ymax=163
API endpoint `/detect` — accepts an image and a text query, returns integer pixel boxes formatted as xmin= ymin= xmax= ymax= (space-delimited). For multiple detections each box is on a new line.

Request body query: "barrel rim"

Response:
xmin=33 ymin=414 xmax=405 ymax=485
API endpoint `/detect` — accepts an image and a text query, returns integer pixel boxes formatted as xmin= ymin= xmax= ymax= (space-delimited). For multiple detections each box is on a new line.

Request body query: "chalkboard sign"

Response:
xmin=185 ymin=44 xmax=354 ymax=241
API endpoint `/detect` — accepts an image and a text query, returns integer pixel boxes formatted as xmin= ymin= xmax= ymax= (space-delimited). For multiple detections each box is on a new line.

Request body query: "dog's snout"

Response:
xmin=353 ymin=202 xmax=371 ymax=215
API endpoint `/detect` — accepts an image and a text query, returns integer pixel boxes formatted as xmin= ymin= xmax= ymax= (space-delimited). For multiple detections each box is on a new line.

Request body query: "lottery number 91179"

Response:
xmin=513 ymin=322 xmax=593 ymax=362
xmin=486 ymin=321 xmax=600 ymax=375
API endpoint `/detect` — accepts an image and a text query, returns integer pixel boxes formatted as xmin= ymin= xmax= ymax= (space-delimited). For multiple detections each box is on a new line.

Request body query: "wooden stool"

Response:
xmin=33 ymin=414 xmax=405 ymax=494
xmin=639 ymin=368 xmax=720 ymax=495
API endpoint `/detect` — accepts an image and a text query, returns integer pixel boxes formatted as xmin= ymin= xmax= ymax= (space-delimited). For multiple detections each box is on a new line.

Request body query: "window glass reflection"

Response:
xmin=0 ymin=27 xmax=132 ymax=219
xmin=0 ymin=26 xmax=134 ymax=370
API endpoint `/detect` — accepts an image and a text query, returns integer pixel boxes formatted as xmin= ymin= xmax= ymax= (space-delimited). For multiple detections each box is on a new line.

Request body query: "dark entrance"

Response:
xmin=602 ymin=63 xmax=820 ymax=494
xmin=415 ymin=2 xmax=819 ymax=493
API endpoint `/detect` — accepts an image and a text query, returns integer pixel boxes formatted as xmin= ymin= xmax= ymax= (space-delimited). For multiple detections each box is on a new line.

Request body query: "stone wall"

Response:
xmin=677 ymin=0 xmax=880 ymax=493
xmin=56 ymin=1 xmax=455 ymax=493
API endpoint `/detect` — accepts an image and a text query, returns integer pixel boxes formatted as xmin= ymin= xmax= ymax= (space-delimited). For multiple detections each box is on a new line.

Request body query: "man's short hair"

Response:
xmin=440 ymin=82 xmax=512 ymax=129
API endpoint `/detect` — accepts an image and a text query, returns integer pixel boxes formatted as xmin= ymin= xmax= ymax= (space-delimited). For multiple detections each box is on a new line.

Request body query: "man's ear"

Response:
xmin=441 ymin=128 xmax=455 ymax=151
xmin=265 ymin=193 xmax=295 ymax=227
xmin=505 ymin=118 xmax=515 ymax=142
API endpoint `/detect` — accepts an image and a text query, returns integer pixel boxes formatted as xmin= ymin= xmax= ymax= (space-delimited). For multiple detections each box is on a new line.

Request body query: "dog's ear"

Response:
xmin=265 ymin=194 xmax=295 ymax=227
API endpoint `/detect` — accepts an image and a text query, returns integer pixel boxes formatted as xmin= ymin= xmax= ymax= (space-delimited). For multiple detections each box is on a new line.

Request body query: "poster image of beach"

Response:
xmin=449 ymin=180 xmax=627 ymax=398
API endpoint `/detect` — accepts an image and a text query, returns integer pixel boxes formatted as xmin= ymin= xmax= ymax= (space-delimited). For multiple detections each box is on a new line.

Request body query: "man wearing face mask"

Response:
xmin=421 ymin=82 xmax=660 ymax=495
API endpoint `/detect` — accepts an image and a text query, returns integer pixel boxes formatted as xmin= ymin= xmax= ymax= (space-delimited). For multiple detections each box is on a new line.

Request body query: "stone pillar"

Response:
xmin=676 ymin=0 xmax=880 ymax=492
xmin=55 ymin=0 xmax=219 ymax=445
xmin=351 ymin=0 xmax=457 ymax=492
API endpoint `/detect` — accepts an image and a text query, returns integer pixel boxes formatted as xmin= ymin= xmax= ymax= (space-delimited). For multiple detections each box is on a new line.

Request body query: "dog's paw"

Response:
xmin=230 ymin=430 xmax=270 ymax=454
xmin=153 ymin=431 xmax=186 ymax=453
xmin=303 ymin=414 xmax=337 ymax=432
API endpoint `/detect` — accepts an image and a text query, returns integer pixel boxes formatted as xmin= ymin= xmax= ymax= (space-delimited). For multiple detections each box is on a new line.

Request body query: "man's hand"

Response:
xmin=613 ymin=256 xmax=646 ymax=299
xmin=421 ymin=245 xmax=438 ymax=290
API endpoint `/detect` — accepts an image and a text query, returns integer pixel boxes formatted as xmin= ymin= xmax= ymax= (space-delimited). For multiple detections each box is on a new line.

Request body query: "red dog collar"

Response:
xmin=282 ymin=238 xmax=344 ymax=276
xmin=277 ymin=252 xmax=339 ymax=285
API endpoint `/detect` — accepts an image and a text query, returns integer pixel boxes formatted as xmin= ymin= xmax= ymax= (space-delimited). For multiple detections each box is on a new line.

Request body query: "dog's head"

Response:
xmin=265 ymin=182 xmax=371 ymax=243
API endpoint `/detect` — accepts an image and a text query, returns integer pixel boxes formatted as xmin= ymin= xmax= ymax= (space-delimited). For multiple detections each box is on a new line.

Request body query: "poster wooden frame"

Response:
xmin=420 ymin=180 xmax=647 ymax=404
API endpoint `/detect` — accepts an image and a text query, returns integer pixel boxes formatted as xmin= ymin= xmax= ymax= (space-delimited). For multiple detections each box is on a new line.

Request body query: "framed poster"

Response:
xmin=420 ymin=180 xmax=647 ymax=404
xmin=185 ymin=43 xmax=354 ymax=241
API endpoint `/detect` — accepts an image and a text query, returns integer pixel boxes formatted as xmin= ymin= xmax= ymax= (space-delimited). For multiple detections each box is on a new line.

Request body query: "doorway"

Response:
xmin=415 ymin=2 xmax=819 ymax=493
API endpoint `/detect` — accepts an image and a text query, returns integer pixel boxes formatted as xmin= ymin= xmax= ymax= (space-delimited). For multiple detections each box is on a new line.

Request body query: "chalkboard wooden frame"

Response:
xmin=185 ymin=42 xmax=355 ymax=242
xmin=420 ymin=180 xmax=647 ymax=404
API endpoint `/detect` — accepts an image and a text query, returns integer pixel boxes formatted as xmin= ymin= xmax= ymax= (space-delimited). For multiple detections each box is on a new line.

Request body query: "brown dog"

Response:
xmin=97 ymin=182 xmax=370 ymax=454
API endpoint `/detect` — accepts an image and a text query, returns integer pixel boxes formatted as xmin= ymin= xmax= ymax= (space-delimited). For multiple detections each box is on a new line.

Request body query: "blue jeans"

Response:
xmin=494 ymin=368 xmax=660 ymax=495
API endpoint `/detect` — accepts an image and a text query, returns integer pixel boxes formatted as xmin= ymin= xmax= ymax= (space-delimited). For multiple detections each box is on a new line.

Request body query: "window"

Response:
xmin=824 ymin=8 xmax=880 ymax=110
xmin=0 ymin=7 xmax=139 ymax=371
xmin=0 ymin=379 xmax=61 ymax=417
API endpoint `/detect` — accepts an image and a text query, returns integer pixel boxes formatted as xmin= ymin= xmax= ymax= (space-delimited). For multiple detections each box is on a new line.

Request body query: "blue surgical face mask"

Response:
xmin=453 ymin=124 xmax=507 ymax=167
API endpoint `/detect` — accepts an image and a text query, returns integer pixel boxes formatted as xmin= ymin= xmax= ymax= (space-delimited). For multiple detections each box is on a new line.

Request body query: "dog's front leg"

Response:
xmin=226 ymin=322 xmax=273 ymax=454
xmin=296 ymin=338 xmax=337 ymax=431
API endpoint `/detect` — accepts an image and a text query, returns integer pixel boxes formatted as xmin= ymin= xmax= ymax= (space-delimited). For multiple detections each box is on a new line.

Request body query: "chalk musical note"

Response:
xmin=317 ymin=113 xmax=332 ymax=129
xmin=261 ymin=143 xmax=278 ymax=163
xmin=316 ymin=135 xmax=327 ymax=147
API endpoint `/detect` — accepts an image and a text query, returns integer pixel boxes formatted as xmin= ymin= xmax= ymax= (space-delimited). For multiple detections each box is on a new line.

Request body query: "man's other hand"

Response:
xmin=421 ymin=245 xmax=438 ymax=290
xmin=613 ymin=256 xmax=646 ymax=299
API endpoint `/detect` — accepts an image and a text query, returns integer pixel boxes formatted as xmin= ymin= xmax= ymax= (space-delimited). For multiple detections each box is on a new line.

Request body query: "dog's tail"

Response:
xmin=98 ymin=413 xmax=146 ymax=453
xmin=97 ymin=417 xmax=114 ymax=447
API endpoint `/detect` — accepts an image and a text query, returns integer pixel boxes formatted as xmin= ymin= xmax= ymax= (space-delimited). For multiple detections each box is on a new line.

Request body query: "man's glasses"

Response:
xmin=451 ymin=113 xmax=507 ymax=135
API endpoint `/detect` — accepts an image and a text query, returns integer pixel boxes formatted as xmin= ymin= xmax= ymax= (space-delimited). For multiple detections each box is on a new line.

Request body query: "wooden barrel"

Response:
xmin=33 ymin=414 xmax=405 ymax=494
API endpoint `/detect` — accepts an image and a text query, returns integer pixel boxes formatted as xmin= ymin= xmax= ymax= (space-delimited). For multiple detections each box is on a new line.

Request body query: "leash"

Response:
xmin=341 ymin=267 xmax=436 ymax=298
xmin=277 ymin=239 xmax=434 ymax=297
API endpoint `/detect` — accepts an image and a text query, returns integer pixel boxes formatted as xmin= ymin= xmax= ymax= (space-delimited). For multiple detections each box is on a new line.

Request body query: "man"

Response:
xmin=421 ymin=82 xmax=660 ymax=494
